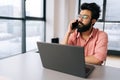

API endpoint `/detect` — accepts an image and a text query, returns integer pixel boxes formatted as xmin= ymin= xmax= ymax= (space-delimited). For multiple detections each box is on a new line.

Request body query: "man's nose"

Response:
xmin=78 ymin=17 xmax=83 ymax=22
xmin=78 ymin=18 xmax=83 ymax=22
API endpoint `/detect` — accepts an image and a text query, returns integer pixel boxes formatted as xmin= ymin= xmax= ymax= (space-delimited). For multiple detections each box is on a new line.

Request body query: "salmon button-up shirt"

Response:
xmin=68 ymin=28 xmax=108 ymax=62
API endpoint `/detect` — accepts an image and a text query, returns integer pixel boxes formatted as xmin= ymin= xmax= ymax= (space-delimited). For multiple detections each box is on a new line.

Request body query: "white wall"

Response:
xmin=46 ymin=0 xmax=78 ymax=43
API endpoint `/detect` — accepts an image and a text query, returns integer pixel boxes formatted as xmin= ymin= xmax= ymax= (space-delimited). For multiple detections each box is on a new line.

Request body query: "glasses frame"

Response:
xmin=78 ymin=14 xmax=90 ymax=20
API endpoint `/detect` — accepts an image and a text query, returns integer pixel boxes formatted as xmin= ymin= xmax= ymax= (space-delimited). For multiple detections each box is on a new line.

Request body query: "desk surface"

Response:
xmin=0 ymin=52 xmax=120 ymax=80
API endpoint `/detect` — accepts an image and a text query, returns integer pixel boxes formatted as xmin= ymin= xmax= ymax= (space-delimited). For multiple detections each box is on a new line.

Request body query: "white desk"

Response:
xmin=0 ymin=52 xmax=120 ymax=80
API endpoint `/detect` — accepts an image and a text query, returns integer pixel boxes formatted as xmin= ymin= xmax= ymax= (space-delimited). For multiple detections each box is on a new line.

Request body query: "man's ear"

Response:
xmin=92 ymin=19 xmax=97 ymax=25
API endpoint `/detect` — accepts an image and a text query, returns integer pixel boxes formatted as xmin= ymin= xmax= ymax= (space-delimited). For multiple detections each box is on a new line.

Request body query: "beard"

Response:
xmin=77 ymin=21 xmax=92 ymax=32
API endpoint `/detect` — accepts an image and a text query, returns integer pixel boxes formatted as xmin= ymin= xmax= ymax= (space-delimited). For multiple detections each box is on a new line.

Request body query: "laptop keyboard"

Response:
xmin=85 ymin=67 xmax=90 ymax=73
xmin=85 ymin=64 xmax=95 ymax=74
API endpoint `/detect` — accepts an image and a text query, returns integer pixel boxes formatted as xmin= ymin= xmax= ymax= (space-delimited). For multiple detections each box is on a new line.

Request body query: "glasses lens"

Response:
xmin=82 ymin=15 xmax=88 ymax=19
xmin=78 ymin=15 xmax=89 ymax=19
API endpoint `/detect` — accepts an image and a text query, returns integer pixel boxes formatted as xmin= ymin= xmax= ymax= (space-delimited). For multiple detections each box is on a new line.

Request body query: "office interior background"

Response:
xmin=0 ymin=0 xmax=120 ymax=60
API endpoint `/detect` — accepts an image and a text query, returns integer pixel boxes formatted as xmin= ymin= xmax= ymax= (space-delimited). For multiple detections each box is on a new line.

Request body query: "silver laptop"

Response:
xmin=37 ymin=42 xmax=95 ymax=78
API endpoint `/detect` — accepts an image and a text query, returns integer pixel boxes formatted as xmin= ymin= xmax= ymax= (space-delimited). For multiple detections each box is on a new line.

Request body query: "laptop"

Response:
xmin=37 ymin=42 xmax=95 ymax=78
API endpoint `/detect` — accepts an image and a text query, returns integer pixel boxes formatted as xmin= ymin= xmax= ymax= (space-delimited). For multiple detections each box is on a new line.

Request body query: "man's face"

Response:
xmin=77 ymin=10 xmax=93 ymax=32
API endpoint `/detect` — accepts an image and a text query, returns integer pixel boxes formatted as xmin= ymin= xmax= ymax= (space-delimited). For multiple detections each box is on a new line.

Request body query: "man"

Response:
xmin=62 ymin=3 xmax=108 ymax=65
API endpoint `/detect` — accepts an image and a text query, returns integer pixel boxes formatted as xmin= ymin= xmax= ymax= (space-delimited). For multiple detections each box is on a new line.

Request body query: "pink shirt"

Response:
xmin=68 ymin=28 xmax=108 ymax=61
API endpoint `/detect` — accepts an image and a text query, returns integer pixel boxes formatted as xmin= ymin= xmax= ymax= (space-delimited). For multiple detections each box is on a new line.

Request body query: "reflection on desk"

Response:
xmin=0 ymin=52 xmax=120 ymax=80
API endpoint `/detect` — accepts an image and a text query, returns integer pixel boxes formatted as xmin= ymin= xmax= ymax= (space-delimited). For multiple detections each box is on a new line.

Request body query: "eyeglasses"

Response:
xmin=78 ymin=15 xmax=89 ymax=19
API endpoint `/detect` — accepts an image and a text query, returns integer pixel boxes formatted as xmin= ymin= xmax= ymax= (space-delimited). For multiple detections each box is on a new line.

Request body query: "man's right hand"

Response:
xmin=66 ymin=19 xmax=77 ymax=34
xmin=61 ymin=19 xmax=77 ymax=44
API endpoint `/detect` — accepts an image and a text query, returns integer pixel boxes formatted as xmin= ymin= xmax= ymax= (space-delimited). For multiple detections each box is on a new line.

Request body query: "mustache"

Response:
xmin=78 ymin=21 xmax=84 ymax=28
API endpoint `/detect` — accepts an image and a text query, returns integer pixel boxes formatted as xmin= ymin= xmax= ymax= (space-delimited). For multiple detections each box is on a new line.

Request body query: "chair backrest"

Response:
xmin=102 ymin=53 xmax=108 ymax=66
xmin=102 ymin=60 xmax=106 ymax=66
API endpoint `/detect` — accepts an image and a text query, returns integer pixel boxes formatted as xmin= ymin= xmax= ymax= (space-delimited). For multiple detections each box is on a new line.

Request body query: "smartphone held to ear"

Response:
xmin=72 ymin=19 xmax=92 ymax=32
xmin=72 ymin=20 xmax=79 ymax=30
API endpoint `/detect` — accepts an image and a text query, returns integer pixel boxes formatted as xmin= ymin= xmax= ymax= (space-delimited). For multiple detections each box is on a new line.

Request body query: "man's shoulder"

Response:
xmin=94 ymin=28 xmax=107 ymax=35
xmin=93 ymin=28 xmax=108 ymax=40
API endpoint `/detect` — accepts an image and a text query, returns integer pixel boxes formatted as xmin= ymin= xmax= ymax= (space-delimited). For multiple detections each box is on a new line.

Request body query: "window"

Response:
xmin=0 ymin=0 xmax=46 ymax=59
xmin=0 ymin=20 xmax=22 ymax=58
xmin=26 ymin=21 xmax=44 ymax=51
xmin=26 ymin=0 xmax=43 ymax=17
xmin=25 ymin=0 xmax=45 ymax=51
xmin=79 ymin=0 xmax=120 ymax=53
xmin=105 ymin=1 xmax=120 ymax=21
xmin=0 ymin=0 xmax=22 ymax=17
xmin=104 ymin=23 xmax=120 ymax=51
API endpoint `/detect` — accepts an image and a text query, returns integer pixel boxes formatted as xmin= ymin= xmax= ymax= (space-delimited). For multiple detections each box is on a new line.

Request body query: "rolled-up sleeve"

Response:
xmin=94 ymin=32 xmax=108 ymax=61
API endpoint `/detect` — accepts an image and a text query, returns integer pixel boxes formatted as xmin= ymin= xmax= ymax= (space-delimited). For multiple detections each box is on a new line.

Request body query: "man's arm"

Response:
xmin=61 ymin=20 xmax=76 ymax=44
xmin=85 ymin=56 xmax=102 ymax=65
xmin=85 ymin=32 xmax=108 ymax=65
xmin=61 ymin=32 xmax=71 ymax=44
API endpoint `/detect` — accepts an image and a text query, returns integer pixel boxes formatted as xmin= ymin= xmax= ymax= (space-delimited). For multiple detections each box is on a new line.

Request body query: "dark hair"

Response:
xmin=80 ymin=3 xmax=101 ymax=20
